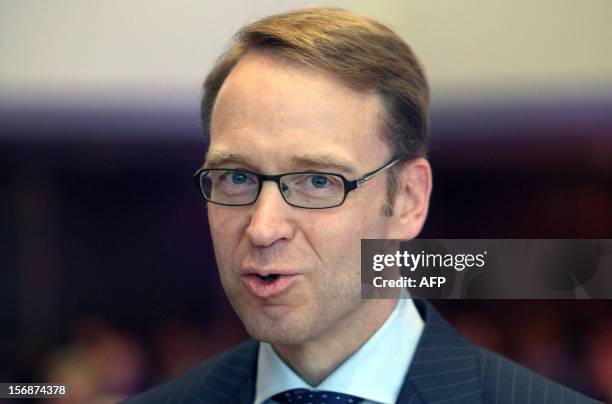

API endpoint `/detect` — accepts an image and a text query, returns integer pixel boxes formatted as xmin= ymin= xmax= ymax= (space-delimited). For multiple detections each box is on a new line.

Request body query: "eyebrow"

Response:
xmin=204 ymin=151 xmax=357 ymax=175
xmin=289 ymin=153 xmax=357 ymax=175
xmin=204 ymin=151 xmax=250 ymax=169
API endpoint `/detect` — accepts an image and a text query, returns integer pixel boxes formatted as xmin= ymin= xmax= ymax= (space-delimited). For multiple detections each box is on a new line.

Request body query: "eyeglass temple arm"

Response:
xmin=355 ymin=158 xmax=400 ymax=188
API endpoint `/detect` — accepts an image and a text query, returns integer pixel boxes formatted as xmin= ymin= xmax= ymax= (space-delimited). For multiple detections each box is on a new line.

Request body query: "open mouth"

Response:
xmin=258 ymin=274 xmax=280 ymax=282
xmin=242 ymin=273 xmax=299 ymax=298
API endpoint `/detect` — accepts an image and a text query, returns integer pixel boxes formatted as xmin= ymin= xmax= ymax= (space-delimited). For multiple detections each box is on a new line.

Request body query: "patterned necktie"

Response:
xmin=272 ymin=389 xmax=364 ymax=404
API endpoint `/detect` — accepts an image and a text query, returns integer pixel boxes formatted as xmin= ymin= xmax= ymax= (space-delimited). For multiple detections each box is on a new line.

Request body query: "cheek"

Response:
xmin=301 ymin=212 xmax=366 ymax=275
xmin=305 ymin=199 xmax=389 ymax=274
xmin=208 ymin=208 xmax=247 ymax=267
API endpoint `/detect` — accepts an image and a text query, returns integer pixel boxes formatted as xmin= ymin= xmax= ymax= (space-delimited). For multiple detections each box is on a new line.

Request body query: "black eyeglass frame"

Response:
xmin=193 ymin=157 xmax=400 ymax=209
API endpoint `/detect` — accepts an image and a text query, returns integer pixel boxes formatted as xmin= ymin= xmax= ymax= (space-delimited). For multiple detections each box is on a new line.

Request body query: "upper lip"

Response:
xmin=240 ymin=267 xmax=300 ymax=277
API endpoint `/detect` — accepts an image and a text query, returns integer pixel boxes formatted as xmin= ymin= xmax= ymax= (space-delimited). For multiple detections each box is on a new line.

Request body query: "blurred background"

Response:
xmin=1 ymin=0 xmax=611 ymax=402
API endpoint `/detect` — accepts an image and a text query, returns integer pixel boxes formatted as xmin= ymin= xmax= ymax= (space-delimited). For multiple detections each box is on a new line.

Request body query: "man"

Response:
xmin=126 ymin=7 xmax=600 ymax=404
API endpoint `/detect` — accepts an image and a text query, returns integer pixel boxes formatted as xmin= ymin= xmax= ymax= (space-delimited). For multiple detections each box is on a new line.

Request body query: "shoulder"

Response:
xmin=474 ymin=347 xmax=602 ymax=403
xmin=122 ymin=339 xmax=258 ymax=404
xmin=411 ymin=299 xmax=602 ymax=403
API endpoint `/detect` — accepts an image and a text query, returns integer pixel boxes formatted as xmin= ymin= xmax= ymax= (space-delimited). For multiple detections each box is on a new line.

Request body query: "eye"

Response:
xmin=217 ymin=171 xmax=256 ymax=188
xmin=309 ymin=175 xmax=330 ymax=188
xmin=230 ymin=171 xmax=249 ymax=184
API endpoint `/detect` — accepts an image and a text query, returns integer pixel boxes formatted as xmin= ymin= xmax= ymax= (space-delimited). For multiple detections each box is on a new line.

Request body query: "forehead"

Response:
xmin=209 ymin=52 xmax=390 ymax=170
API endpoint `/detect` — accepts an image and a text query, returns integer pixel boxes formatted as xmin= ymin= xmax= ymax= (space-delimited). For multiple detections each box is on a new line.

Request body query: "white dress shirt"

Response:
xmin=254 ymin=293 xmax=424 ymax=404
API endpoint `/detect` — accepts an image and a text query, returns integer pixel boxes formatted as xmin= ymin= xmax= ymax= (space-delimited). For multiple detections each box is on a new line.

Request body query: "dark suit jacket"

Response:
xmin=125 ymin=300 xmax=602 ymax=403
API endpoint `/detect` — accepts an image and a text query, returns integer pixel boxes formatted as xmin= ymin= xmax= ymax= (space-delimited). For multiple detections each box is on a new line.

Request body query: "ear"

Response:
xmin=387 ymin=157 xmax=432 ymax=239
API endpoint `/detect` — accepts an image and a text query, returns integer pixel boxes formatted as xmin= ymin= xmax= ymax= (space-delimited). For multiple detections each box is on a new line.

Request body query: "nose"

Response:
xmin=245 ymin=181 xmax=295 ymax=247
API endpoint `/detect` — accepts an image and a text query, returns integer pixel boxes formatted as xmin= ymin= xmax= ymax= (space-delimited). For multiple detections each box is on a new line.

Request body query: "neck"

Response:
xmin=272 ymin=297 xmax=397 ymax=386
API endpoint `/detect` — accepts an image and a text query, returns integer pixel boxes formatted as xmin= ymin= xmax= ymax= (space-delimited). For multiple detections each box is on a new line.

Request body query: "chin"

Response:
xmin=248 ymin=327 xmax=313 ymax=346
xmin=239 ymin=310 xmax=315 ymax=346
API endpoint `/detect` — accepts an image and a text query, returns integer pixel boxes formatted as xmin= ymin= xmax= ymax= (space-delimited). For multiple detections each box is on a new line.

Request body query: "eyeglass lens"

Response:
xmin=200 ymin=170 xmax=345 ymax=208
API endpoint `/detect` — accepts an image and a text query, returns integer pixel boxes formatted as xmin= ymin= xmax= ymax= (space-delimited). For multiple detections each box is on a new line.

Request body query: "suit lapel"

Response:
xmin=397 ymin=300 xmax=483 ymax=404
xmin=192 ymin=339 xmax=258 ymax=404
xmin=235 ymin=373 xmax=256 ymax=404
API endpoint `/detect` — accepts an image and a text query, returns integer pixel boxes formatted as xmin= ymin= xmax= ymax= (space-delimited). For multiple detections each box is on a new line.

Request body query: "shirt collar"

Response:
xmin=254 ymin=292 xmax=424 ymax=404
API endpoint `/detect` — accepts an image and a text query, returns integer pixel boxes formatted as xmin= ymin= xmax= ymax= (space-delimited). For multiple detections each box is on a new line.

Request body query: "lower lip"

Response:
xmin=242 ymin=274 xmax=299 ymax=299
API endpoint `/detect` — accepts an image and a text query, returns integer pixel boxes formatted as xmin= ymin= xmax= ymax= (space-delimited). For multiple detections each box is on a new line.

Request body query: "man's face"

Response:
xmin=206 ymin=52 xmax=397 ymax=345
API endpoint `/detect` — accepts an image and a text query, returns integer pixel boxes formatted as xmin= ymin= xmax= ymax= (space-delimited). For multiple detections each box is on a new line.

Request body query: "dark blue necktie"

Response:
xmin=272 ymin=388 xmax=364 ymax=404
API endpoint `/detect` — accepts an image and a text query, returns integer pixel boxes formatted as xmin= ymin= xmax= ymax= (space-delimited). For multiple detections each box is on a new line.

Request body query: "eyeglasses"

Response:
xmin=193 ymin=157 xmax=399 ymax=209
